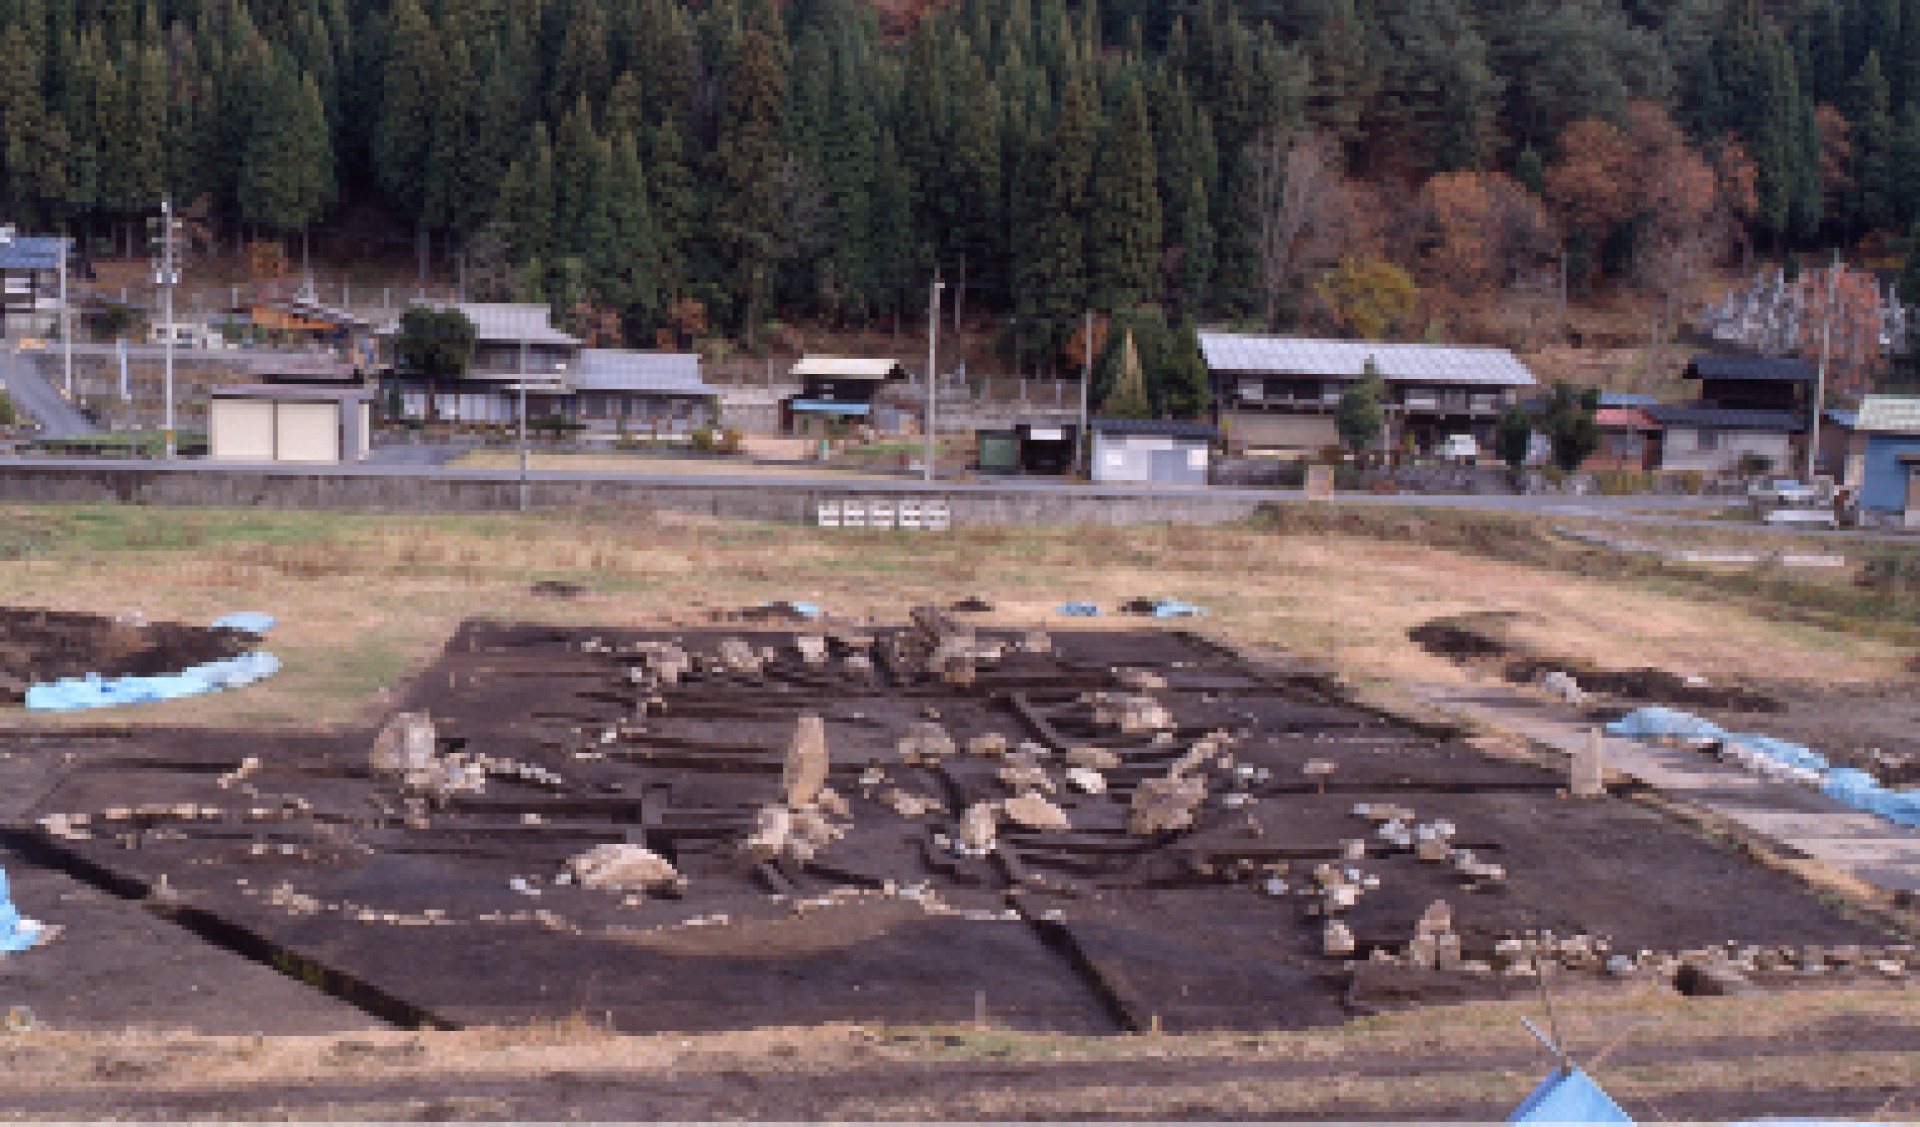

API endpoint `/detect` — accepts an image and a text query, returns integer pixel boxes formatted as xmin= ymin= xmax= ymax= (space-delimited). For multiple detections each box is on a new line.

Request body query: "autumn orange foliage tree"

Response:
xmin=1795 ymin=264 xmax=1889 ymax=396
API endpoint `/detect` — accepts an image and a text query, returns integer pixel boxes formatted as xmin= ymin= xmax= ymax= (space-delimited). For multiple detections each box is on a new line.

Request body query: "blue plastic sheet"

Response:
xmin=1150 ymin=600 xmax=1209 ymax=618
xmin=1824 ymin=768 xmax=1920 ymax=828
xmin=26 ymin=652 xmax=280 ymax=712
xmin=1722 ymin=733 xmax=1829 ymax=774
xmin=1057 ymin=602 xmax=1101 ymax=617
xmin=764 ymin=601 xmax=822 ymax=620
xmin=1509 ymin=1067 xmax=1634 ymax=1124
xmin=0 ymin=867 xmax=40 ymax=955
xmin=212 ymin=612 xmax=276 ymax=634
xmin=1605 ymin=707 xmax=1725 ymax=741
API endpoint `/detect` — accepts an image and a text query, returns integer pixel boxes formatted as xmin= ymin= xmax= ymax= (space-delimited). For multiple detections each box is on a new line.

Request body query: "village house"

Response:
xmin=378 ymin=302 xmax=712 ymax=429
xmin=1197 ymin=333 xmax=1536 ymax=458
xmin=1854 ymin=396 xmax=1920 ymax=527
xmin=0 ymin=229 xmax=72 ymax=341
xmin=1649 ymin=354 xmax=1811 ymax=476
xmin=782 ymin=356 xmax=909 ymax=436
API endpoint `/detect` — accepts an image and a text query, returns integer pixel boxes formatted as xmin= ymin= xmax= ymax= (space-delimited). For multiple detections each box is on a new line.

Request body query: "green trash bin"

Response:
xmin=977 ymin=429 xmax=1019 ymax=474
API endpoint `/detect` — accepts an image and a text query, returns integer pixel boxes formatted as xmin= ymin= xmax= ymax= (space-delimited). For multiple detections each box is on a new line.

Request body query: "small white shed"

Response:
xmin=209 ymin=385 xmax=371 ymax=463
xmin=1090 ymin=418 xmax=1218 ymax=485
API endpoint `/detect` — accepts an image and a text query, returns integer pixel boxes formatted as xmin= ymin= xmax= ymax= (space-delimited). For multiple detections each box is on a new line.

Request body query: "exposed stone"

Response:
xmin=998 ymin=764 xmax=1054 ymax=794
xmin=1113 ymin=668 xmax=1168 ymax=691
xmin=1003 ymin=793 xmax=1071 ymax=833
xmin=1323 ymin=920 xmax=1356 ymax=958
xmin=1416 ymin=900 xmax=1453 ymax=939
xmin=782 ymin=715 xmax=831 ymax=808
xmin=1065 ymin=746 xmax=1122 ymax=770
xmin=716 ymin=637 xmax=762 ymax=674
xmin=1092 ymin=693 xmax=1174 ymax=732
xmin=370 ymin=712 xmax=436 ymax=776
xmin=566 ymin=844 xmax=685 ymax=896
xmin=744 ymin=805 xmax=794 ymax=861
xmin=967 ymin=733 xmax=1010 ymax=757
xmin=881 ymin=789 xmax=940 ymax=818
xmin=815 ymin=787 xmax=850 ymax=819
xmin=1019 ymin=632 xmax=1053 ymax=654
xmin=1065 ymin=767 xmax=1107 ymax=795
xmin=898 ymin=722 xmax=957 ymax=764
xmin=1129 ymin=775 xmax=1208 ymax=836
xmin=959 ymin=802 xmax=999 ymax=852
xmin=794 ymin=635 xmax=829 ymax=665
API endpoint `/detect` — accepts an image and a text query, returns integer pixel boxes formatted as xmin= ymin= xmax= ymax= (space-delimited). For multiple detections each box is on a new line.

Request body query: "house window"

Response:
xmin=1695 ymin=430 xmax=1720 ymax=451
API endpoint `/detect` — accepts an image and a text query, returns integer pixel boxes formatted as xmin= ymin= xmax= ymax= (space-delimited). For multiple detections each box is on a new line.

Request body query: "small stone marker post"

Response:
xmin=1572 ymin=727 xmax=1606 ymax=798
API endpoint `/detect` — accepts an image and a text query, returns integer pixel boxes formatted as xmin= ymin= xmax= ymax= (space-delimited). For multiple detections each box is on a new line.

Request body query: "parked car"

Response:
xmin=1436 ymin=434 xmax=1479 ymax=462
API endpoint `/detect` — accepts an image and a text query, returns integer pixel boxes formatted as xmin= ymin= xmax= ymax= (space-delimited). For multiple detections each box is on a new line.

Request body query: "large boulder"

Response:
xmin=566 ymin=844 xmax=686 ymax=896
xmin=1003 ymin=793 xmax=1071 ymax=832
xmin=1129 ymin=775 xmax=1208 ymax=835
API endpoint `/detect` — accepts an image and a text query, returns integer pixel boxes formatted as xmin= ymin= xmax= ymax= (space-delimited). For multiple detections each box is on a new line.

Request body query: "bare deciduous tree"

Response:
xmin=1246 ymin=130 xmax=1346 ymax=331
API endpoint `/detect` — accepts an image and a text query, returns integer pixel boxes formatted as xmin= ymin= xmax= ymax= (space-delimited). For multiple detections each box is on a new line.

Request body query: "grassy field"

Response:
xmin=4 ymin=987 xmax=1919 ymax=1119
xmin=0 ymin=501 xmax=1910 ymax=730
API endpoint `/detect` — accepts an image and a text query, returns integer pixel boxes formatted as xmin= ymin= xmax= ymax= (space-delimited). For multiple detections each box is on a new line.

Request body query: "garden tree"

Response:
xmin=1542 ymin=383 xmax=1601 ymax=472
xmin=1794 ymin=264 xmax=1891 ymax=395
xmin=1312 ymin=256 xmax=1418 ymax=340
xmin=1088 ymin=78 xmax=1162 ymax=309
xmin=712 ymin=28 xmax=787 ymax=335
xmin=1335 ymin=360 xmax=1387 ymax=455
xmin=394 ymin=305 xmax=475 ymax=421
xmin=1098 ymin=329 xmax=1153 ymax=419
xmin=1495 ymin=401 xmax=1534 ymax=471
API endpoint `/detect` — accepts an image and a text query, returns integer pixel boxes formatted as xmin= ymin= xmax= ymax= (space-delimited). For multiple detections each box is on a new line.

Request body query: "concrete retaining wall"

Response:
xmin=0 ymin=463 xmax=1267 ymax=527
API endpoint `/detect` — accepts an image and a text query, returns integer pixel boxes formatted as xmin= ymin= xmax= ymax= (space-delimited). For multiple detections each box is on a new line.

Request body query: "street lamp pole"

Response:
xmin=925 ymin=277 xmax=943 ymax=483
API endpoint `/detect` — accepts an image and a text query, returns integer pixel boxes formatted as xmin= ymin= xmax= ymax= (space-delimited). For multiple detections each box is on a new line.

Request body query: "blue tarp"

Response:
xmin=0 ymin=867 xmax=43 ymax=955
xmin=1824 ymin=768 xmax=1920 ymax=827
xmin=789 ymin=400 xmax=872 ymax=416
xmin=1606 ymin=707 xmax=1725 ymax=741
xmin=1150 ymin=600 xmax=1208 ymax=618
xmin=25 ymin=652 xmax=281 ymax=712
xmin=1608 ymin=708 xmax=1920 ymax=829
xmin=1057 ymin=602 xmax=1101 ymax=617
xmin=1722 ymin=733 xmax=1829 ymax=774
xmin=764 ymin=601 xmax=823 ymax=620
xmin=212 ymin=612 xmax=276 ymax=634
xmin=1509 ymin=1067 xmax=1633 ymax=1124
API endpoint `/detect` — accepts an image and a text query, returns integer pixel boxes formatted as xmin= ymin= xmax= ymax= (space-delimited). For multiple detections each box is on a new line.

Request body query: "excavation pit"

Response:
xmin=0 ymin=619 xmax=1897 ymax=1034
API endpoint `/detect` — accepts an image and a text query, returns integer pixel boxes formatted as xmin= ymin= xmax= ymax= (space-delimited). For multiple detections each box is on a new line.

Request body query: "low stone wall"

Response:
xmin=0 ymin=462 xmax=1268 ymax=528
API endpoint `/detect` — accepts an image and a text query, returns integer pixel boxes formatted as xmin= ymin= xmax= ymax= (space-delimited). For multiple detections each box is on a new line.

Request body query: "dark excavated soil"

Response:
xmin=0 ymin=606 xmax=252 ymax=705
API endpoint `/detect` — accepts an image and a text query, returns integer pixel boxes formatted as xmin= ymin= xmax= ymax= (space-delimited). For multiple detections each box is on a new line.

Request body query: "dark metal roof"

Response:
xmin=1645 ymin=404 xmax=1805 ymax=431
xmin=1686 ymin=354 xmax=1817 ymax=384
xmin=1091 ymin=417 xmax=1218 ymax=439
xmin=0 ymin=235 xmax=71 ymax=271
xmin=211 ymin=384 xmax=371 ymax=401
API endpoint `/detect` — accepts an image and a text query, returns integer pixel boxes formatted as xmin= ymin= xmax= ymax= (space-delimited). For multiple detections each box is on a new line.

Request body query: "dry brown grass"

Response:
xmin=0 ymin=503 xmax=1903 ymax=731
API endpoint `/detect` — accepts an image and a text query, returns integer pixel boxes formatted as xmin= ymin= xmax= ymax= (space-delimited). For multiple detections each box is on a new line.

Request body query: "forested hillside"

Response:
xmin=1 ymin=0 xmax=1916 ymax=364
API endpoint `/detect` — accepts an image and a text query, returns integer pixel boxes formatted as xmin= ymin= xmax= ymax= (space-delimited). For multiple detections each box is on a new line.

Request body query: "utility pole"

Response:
xmin=1807 ymin=250 xmax=1839 ymax=483
xmin=150 ymin=197 xmax=181 ymax=459
xmin=1078 ymin=310 xmax=1092 ymax=477
xmin=57 ymin=234 xmax=71 ymax=399
xmin=925 ymin=276 xmax=943 ymax=483
xmin=518 ymin=337 xmax=529 ymax=512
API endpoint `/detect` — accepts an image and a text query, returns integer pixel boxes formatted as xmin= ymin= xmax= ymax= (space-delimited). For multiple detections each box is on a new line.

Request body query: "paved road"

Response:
xmin=0 ymin=351 xmax=96 ymax=439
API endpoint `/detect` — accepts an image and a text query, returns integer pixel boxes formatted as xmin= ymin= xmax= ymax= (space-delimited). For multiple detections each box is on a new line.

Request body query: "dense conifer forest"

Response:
xmin=1 ymin=0 xmax=1914 ymax=366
